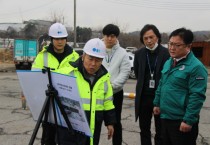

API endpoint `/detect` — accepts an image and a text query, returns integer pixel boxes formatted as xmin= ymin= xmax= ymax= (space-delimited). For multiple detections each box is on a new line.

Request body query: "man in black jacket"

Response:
xmin=134 ymin=24 xmax=170 ymax=145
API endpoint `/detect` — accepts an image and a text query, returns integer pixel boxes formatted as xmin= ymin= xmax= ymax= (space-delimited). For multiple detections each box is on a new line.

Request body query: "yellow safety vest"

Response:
xmin=57 ymin=66 xmax=114 ymax=145
xmin=32 ymin=47 xmax=79 ymax=70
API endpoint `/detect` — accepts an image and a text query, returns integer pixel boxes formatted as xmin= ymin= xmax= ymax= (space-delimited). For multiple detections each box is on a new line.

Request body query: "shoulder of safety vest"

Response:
xmin=72 ymin=50 xmax=80 ymax=57
xmin=104 ymin=72 xmax=111 ymax=79
xmin=57 ymin=65 xmax=78 ymax=75
xmin=36 ymin=48 xmax=48 ymax=56
xmin=41 ymin=45 xmax=48 ymax=53
xmin=67 ymin=51 xmax=80 ymax=61
xmin=96 ymin=72 xmax=110 ymax=83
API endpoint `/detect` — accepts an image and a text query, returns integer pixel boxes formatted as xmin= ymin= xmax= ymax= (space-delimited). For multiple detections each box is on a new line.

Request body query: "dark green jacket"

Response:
xmin=154 ymin=52 xmax=208 ymax=125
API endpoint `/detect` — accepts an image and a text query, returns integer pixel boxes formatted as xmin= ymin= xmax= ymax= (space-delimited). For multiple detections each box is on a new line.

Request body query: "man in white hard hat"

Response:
xmin=32 ymin=22 xmax=79 ymax=71
xmin=32 ymin=22 xmax=79 ymax=145
xmin=56 ymin=38 xmax=116 ymax=145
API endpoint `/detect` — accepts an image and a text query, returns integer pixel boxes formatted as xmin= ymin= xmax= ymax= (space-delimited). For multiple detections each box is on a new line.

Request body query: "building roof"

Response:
xmin=24 ymin=19 xmax=53 ymax=26
xmin=0 ymin=23 xmax=26 ymax=32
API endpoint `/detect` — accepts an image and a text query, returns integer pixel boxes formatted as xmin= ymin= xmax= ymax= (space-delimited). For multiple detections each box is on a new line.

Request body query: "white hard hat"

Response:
xmin=48 ymin=23 xmax=68 ymax=38
xmin=83 ymin=38 xmax=106 ymax=58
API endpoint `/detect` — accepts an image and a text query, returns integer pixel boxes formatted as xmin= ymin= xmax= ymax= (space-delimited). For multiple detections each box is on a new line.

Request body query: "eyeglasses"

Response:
xmin=168 ymin=42 xmax=186 ymax=49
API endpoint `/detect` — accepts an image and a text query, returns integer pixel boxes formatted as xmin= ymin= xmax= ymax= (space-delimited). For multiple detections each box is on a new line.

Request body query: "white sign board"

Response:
xmin=17 ymin=70 xmax=91 ymax=137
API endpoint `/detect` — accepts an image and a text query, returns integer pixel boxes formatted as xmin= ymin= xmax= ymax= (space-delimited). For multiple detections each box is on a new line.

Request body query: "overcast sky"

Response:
xmin=1 ymin=0 xmax=210 ymax=33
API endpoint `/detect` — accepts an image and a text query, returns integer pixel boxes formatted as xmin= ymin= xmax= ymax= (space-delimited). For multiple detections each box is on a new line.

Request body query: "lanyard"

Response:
xmin=146 ymin=53 xmax=158 ymax=79
xmin=105 ymin=49 xmax=116 ymax=63
xmin=105 ymin=54 xmax=114 ymax=63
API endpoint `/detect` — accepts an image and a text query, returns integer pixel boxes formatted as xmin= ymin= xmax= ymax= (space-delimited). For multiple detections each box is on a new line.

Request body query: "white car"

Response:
xmin=125 ymin=47 xmax=137 ymax=54
xmin=128 ymin=52 xmax=136 ymax=79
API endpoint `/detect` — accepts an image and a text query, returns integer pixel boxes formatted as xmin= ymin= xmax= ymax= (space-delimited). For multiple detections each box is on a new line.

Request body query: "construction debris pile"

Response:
xmin=0 ymin=49 xmax=13 ymax=63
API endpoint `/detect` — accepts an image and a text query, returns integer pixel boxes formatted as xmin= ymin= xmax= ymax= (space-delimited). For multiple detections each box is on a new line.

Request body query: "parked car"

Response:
xmin=125 ymin=47 xmax=137 ymax=54
xmin=128 ymin=52 xmax=136 ymax=79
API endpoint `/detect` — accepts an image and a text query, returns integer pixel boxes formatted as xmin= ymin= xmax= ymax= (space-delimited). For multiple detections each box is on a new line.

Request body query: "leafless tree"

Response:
xmin=48 ymin=10 xmax=66 ymax=23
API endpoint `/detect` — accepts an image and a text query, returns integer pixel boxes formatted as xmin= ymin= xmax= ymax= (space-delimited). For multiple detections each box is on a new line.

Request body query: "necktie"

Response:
xmin=173 ymin=59 xmax=177 ymax=67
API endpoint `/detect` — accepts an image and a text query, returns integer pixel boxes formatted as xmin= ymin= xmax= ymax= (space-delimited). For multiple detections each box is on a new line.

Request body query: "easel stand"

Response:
xmin=29 ymin=67 xmax=77 ymax=145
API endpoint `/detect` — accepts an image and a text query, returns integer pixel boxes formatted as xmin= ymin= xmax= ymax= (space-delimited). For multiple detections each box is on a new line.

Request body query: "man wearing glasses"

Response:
xmin=153 ymin=28 xmax=208 ymax=145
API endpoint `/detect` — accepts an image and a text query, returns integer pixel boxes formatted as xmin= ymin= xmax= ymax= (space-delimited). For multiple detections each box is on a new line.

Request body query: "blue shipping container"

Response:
xmin=14 ymin=39 xmax=37 ymax=61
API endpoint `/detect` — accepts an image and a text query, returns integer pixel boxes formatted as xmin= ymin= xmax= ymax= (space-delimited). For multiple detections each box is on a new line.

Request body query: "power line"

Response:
xmin=104 ymin=0 xmax=210 ymax=10
xmin=0 ymin=0 xmax=57 ymax=20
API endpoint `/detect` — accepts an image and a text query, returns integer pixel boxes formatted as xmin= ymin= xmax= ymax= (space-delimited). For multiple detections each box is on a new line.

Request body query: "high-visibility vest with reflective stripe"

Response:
xmin=58 ymin=66 xmax=114 ymax=145
xmin=32 ymin=48 xmax=79 ymax=71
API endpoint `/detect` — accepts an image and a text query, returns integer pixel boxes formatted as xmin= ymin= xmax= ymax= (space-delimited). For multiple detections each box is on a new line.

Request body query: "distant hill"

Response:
xmin=128 ymin=30 xmax=210 ymax=42
xmin=128 ymin=31 xmax=139 ymax=36
xmin=193 ymin=31 xmax=210 ymax=41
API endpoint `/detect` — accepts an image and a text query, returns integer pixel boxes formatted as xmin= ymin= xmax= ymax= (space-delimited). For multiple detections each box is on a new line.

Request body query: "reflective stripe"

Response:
xmin=104 ymin=81 xmax=113 ymax=101
xmin=81 ymin=98 xmax=90 ymax=104
xmin=96 ymin=99 xmax=104 ymax=105
xmin=43 ymin=51 xmax=48 ymax=67
xmin=104 ymin=81 xmax=108 ymax=92
xmin=81 ymin=98 xmax=105 ymax=105
xmin=80 ymin=81 xmax=112 ymax=106
xmin=105 ymin=96 xmax=113 ymax=101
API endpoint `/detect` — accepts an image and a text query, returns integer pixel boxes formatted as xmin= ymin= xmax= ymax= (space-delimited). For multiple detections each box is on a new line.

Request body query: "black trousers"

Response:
xmin=55 ymin=126 xmax=88 ymax=145
xmin=41 ymin=122 xmax=56 ymax=145
xmin=139 ymin=95 xmax=161 ymax=145
xmin=161 ymin=119 xmax=198 ymax=145
xmin=112 ymin=90 xmax=124 ymax=145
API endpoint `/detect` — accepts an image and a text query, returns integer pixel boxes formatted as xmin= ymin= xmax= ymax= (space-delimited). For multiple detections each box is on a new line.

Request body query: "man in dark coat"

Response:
xmin=134 ymin=24 xmax=170 ymax=145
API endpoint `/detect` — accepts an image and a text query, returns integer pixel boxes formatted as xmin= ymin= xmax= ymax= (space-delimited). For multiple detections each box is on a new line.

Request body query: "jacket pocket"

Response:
xmin=172 ymin=71 xmax=189 ymax=89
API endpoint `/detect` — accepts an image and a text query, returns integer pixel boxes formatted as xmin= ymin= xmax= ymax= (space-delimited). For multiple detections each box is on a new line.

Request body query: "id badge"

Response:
xmin=149 ymin=80 xmax=155 ymax=88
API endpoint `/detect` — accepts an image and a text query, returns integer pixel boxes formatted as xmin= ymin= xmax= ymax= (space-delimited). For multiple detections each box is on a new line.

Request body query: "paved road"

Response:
xmin=0 ymin=65 xmax=210 ymax=145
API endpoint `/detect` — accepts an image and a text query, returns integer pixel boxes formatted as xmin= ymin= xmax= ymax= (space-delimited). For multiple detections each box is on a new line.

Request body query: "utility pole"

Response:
xmin=73 ymin=0 xmax=77 ymax=48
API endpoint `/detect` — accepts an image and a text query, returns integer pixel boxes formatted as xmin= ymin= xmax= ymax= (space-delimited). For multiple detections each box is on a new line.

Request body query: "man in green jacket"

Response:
xmin=153 ymin=27 xmax=208 ymax=145
xmin=32 ymin=22 xmax=79 ymax=145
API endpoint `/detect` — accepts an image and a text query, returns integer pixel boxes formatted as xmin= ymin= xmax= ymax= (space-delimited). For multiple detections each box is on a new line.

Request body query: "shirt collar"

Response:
xmin=175 ymin=51 xmax=190 ymax=62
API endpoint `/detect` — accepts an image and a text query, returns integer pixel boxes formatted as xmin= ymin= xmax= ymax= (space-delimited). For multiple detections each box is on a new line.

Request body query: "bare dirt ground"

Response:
xmin=0 ymin=52 xmax=210 ymax=144
xmin=0 ymin=63 xmax=15 ymax=72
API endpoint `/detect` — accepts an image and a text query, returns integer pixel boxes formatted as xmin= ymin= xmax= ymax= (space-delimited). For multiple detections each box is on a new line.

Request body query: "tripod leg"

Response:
xmin=41 ymin=97 xmax=56 ymax=145
xmin=51 ymin=97 xmax=61 ymax=145
xmin=29 ymin=95 xmax=50 ymax=145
